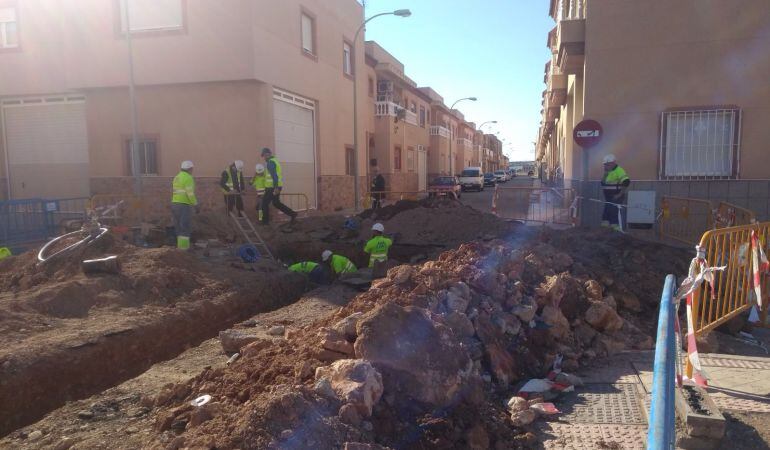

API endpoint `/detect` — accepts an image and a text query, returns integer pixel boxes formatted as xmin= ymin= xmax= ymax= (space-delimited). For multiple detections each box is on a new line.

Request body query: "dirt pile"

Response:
xmin=145 ymin=228 xmax=690 ymax=449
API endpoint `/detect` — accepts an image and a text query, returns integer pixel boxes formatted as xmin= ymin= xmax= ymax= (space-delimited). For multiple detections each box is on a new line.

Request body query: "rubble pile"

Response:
xmin=148 ymin=228 xmax=690 ymax=449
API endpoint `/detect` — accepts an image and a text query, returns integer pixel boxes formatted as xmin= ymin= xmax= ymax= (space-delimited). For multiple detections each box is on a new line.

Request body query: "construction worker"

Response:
xmin=171 ymin=160 xmax=198 ymax=250
xmin=0 ymin=247 xmax=11 ymax=260
xmin=289 ymin=261 xmax=329 ymax=284
xmin=260 ymin=148 xmax=297 ymax=225
xmin=251 ymin=163 xmax=267 ymax=221
xmin=221 ymin=160 xmax=245 ymax=217
xmin=364 ymin=223 xmax=392 ymax=268
xmin=288 ymin=261 xmax=319 ymax=273
xmin=321 ymin=250 xmax=357 ymax=276
xmin=370 ymin=167 xmax=385 ymax=209
xmin=601 ymin=154 xmax=630 ymax=231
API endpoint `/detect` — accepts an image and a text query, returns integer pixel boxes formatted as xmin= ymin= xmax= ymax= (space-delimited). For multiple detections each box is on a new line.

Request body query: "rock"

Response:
xmin=597 ymin=335 xmax=627 ymax=356
xmin=28 ymin=430 xmax=43 ymax=441
xmin=536 ymin=274 xmax=567 ymax=307
xmin=54 ymin=437 xmax=75 ymax=450
xmin=219 ymin=329 xmax=261 ymax=353
xmin=314 ymin=377 xmax=336 ymax=399
xmin=573 ymin=319 xmax=597 ymax=346
xmin=188 ymin=405 xmax=213 ymax=427
xmin=507 ymin=396 xmax=529 ymax=413
xmin=696 ymin=332 xmax=719 ymax=353
xmin=601 ymin=295 xmax=617 ymax=310
xmin=465 ymin=423 xmax=490 ymax=450
xmin=388 ymin=265 xmax=414 ymax=285
xmin=295 ymin=360 xmax=314 ymax=381
xmin=445 ymin=288 xmax=470 ymax=314
xmin=333 ymin=312 xmax=364 ymax=340
xmin=320 ymin=328 xmax=355 ymax=356
xmin=510 ymin=298 xmax=537 ymax=323
xmin=510 ymin=409 xmax=536 ymax=427
xmin=541 ymin=305 xmax=571 ymax=340
xmin=315 ymin=359 xmax=383 ymax=417
xmin=617 ymin=292 xmax=642 ymax=312
xmin=77 ymin=410 xmax=94 ymax=420
xmin=338 ymin=403 xmax=362 ymax=426
xmin=240 ymin=337 xmax=273 ymax=358
xmin=474 ymin=313 xmax=518 ymax=385
xmin=584 ymin=301 xmax=624 ymax=332
xmin=354 ymin=302 xmax=473 ymax=407
xmin=441 ymin=311 xmax=475 ymax=338
xmin=154 ymin=384 xmax=175 ymax=407
xmin=280 ymin=429 xmax=293 ymax=440
xmin=267 ymin=325 xmax=286 ymax=336
xmin=552 ymin=252 xmax=574 ymax=271
xmin=241 ymin=319 xmax=258 ymax=327
xmin=585 ymin=280 xmax=603 ymax=302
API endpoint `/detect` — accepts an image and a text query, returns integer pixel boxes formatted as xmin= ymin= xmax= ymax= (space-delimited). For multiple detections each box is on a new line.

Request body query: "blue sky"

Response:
xmin=360 ymin=0 xmax=554 ymax=162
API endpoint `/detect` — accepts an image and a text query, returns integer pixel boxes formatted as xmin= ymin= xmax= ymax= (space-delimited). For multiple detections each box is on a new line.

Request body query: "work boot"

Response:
xmin=290 ymin=212 xmax=298 ymax=224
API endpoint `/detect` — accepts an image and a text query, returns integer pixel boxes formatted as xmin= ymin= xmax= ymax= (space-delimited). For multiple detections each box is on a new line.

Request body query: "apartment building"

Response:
xmin=365 ymin=41 xmax=431 ymax=193
xmin=455 ymin=114 xmax=476 ymax=173
xmin=483 ymin=134 xmax=503 ymax=173
xmin=536 ymin=0 xmax=770 ymax=221
xmin=0 ymin=0 xmax=369 ymax=212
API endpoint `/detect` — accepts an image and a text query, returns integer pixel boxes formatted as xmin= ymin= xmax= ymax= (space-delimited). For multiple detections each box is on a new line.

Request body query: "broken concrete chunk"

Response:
xmin=315 ymin=359 xmax=383 ymax=417
xmin=584 ymin=280 xmax=603 ymax=302
xmin=267 ymin=325 xmax=286 ymax=336
xmin=584 ymin=301 xmax=624 ymax=332
xmin=507 ymin=396 xmax=529 ymax=413
xmin=332 ymin=312 xmax=363 ymax=340
xmin=219 ymin=329 xmax=261 ymax=353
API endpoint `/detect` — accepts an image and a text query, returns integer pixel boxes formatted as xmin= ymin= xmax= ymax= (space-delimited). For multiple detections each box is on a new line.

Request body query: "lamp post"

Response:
xmin=122 ymin=0 xmax=141 ymax=201
xmin=352 ymin=9 xmax=411 ymax=211
xmin=447 ymin=97 xmax=476 ymax=175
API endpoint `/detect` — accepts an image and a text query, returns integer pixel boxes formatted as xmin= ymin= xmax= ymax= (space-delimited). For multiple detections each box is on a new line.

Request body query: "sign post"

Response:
xmin=573 ymin=119 xmax=603 ymax=182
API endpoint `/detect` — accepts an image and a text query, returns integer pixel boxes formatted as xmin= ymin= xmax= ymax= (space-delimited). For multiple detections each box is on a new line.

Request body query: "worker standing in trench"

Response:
xmin=171 ymin=160 xmax=198 ymax=250
xmin=221 ymin=160 xmax=246 ymax=217
xmin=600 ymin=154 xmax=630 ymax=232
xmin=364 ymin=223 xmax=392 ymax=278
xmin=251 ymin=163 xmax=267 ymax=222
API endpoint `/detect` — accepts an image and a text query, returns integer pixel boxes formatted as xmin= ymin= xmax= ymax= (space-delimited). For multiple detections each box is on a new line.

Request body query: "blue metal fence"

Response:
xmin=0 ymin=197 xmax=88 ymax=247
xmin=647 ymin=274 xmax=678 ymax=450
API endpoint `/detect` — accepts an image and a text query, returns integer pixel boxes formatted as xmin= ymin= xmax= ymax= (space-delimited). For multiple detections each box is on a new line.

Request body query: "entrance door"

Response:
xmin=272 ymin=89 xmax=316 ymax=209
xmin=1 ymin=96 xmax=90 ymax=199
xmin=418 ymin=145 xmax=427 ymax=191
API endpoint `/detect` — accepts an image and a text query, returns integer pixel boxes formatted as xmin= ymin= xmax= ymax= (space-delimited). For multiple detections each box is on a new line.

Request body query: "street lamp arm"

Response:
xmin=354 ymin=12 xmax=396 ymax=42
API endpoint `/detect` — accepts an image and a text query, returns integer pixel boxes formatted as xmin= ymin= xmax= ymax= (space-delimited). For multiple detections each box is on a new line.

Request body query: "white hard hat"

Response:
xmin=322 ymin=250 xmax=333 ymax=261
xmin=372 ymin=223 xmax=385 ymax=233
xmin=234 ymin=160 xmax=244 ymax=170
xmin=255 ymin=164 xmax=265 ymax=173
xmin=181 ymin=160 xmax=194 ymax=169
xmin=603 ymin=154 xmax=616 ymax=164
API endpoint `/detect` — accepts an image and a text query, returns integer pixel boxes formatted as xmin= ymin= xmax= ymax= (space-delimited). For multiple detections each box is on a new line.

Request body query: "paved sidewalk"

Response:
xmin=536 ymin=350 xmax=770 ymax=449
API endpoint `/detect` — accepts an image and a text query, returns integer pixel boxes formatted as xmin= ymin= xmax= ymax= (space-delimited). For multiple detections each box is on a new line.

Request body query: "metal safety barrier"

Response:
xmin=494 ymin=187 xmax=575 ymax=225
xmin=690 ymin=222 xmax=770 ymax=335
xmin=0 ymin=198 xmax=57 ymax=246
xmin=659 ymin=196 xmax=757 ymax=246
xmin=647 ymin=274 xmax=677 ymax=450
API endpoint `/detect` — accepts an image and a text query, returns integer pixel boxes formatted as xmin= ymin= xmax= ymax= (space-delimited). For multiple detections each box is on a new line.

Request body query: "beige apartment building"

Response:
xmin=0 ymin=0 xmax=371 ymax=212
xmin=364 ymin=41 xmax=431 ymax=193
xmin=536 ymin=0 xmax=770 ymax=222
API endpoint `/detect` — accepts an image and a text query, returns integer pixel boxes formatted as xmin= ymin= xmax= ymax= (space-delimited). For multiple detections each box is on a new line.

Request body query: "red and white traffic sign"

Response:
xmin=573 ymin=119 xmax=603 ymax=148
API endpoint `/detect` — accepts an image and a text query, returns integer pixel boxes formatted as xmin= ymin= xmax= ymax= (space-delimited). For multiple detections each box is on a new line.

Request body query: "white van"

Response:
xmin=458 ymin=167 xmax=484 ymax=191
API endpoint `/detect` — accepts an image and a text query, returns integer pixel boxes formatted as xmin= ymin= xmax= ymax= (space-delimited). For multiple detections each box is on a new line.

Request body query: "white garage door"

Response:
xmin=272 ymin=89 xmax=316 ymax=209
xmin=1 ymin=96 xmax=90 ymax=199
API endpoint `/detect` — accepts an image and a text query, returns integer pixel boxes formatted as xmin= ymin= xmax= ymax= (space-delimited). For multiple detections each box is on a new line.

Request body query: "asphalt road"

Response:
xmin=459 ymin=177 xmax=537 ymax=216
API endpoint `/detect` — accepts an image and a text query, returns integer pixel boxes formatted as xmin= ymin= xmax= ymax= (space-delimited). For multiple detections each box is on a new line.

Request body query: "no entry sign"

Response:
xmin=573 ymin=119 xmax=603 ymax=148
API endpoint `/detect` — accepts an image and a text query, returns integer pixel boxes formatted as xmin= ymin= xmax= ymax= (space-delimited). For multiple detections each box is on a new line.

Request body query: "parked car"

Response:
xmin=494 ymin=170 xmax=508 ymax=183
xmin=428 ymin=176 xmax=462 ymax=199
xmin=483 ymin=172 xmax=497 ymax=187
xmin=458 ymin=167 xmax=484 ymax=192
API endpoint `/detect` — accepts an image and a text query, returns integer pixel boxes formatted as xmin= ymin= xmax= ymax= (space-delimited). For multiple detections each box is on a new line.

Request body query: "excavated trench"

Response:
xmin=0 ymin=267 xmax=306 ymax=437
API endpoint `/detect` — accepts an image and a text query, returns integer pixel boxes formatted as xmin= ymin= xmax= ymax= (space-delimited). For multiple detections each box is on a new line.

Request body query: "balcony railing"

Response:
xmin=375 ymin=101 xmax=418 ymax=126
xmin=556 ymin=0 xmax=586 ymax=21
xmin=430 ymin=125 xmax=450 ymax=138
xmin=456 ymin=138 xmax=473 ymax=148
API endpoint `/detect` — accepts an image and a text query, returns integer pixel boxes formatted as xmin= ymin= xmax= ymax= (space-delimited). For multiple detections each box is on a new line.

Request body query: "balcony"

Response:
xmin=430 ymin=125 xmax=451 ymax=139
xmin=375 ymin=101 xmax=418 ymax=126
xmin=456 ymin=138 xmax=473 ymax=148
xmin=546 ymin=64 xmax=568 ymax=107
xmin=556 ymin=19 xmax=585 ymax=75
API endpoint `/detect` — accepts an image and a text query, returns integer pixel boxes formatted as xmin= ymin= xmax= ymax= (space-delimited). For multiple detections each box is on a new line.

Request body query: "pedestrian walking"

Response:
xmin=260 ymin=148 xmax=297 ymax=225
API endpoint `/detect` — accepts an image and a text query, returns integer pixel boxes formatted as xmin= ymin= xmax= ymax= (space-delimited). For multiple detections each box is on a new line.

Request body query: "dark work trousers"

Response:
xmin=261 ymin=188 xmax=295 ymax=224
xmin=224 ymin=193 xmax=244 ymax=216
xmin=371 ymin=193 xmax=383 ymax=209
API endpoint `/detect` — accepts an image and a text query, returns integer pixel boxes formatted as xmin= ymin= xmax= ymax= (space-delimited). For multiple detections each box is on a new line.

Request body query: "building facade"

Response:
xmin=536 ymin=0 xmax=770 ymax=221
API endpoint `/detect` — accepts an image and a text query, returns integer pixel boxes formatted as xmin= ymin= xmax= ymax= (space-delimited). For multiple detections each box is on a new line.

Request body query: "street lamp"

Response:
xmin=478 ymin=120 xmax=497 ymax=131
xmin=447 ymin=97 xmax=477 ymax=175
xmin=352 ymin=9 xmax=411 ymax=211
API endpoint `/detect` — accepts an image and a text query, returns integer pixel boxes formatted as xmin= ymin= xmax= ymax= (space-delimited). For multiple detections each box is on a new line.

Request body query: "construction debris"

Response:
xmin=144 ymin=227 xmax=690 ymax=449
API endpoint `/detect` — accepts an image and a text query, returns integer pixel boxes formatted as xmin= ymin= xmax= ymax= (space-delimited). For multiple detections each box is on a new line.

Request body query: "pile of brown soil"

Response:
xmin=145 ymin=228 xmax=691 ymax=449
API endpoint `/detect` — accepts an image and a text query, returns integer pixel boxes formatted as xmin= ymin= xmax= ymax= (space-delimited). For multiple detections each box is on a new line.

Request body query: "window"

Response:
xmin=119 ymin=0 xmax=183 ymax=33
xmin=410 ymin=101 xmax=417 ymax=113
xmin=407 ymin=146 xmax=415 ymax=172
xmin=126 ymin=138 xmax=158 ymax=175
xmin=394 ymin=146 xmax=402 ymax=171
xmin=660 ymin=108 xmax=740 ymax=179
xmin=342 ymin=41 xmax=353 ymax=76
xmin=301 ymin=12 xmax=315 ymax=55
xmin=368 ymin=77 xmax=374 ymax=97
xmin=0 ymin=7 xmax=18 ymax=48
xmin=419 ymin=106 xmax=426 ymax=128
xmin=345 ymin=146 xmax=355 ymax=176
